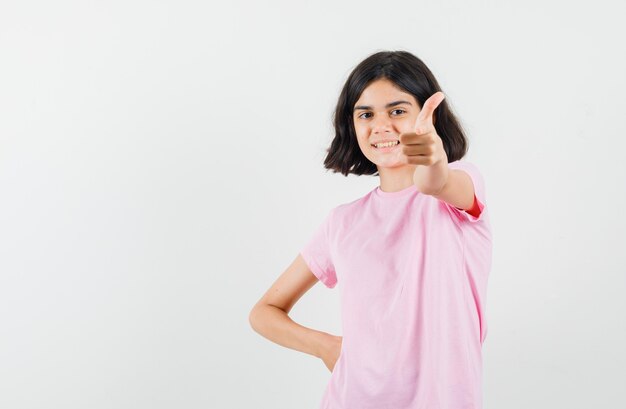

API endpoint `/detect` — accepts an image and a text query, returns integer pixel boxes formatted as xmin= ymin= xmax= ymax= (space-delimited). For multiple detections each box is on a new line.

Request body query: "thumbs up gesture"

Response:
xmin=397 ymin=91 xmax=448 ymax=167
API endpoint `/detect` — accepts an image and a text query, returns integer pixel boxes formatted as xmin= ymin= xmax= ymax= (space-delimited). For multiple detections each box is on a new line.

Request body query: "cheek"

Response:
xmin=353 ymin=125 xmax=367 ymax=139
xmin=403 ymin=116 xmax=417 ymax=128
xmin=392 ymin=123 xmax=411 ymax=137
xmin=355 ymin=134 xmax=371 ymax=151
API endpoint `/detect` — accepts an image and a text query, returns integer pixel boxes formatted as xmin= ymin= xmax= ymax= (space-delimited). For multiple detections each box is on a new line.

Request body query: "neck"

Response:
xmin=377 ymin=164 xmax=417 ymax=193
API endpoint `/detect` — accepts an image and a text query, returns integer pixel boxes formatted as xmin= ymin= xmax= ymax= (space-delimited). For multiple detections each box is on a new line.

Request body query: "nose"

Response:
xmin=371 ymin=114 xmax=393 ymax=134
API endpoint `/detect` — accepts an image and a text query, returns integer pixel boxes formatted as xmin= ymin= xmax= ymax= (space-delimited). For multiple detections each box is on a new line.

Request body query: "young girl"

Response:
xmin=249 ymin=50 xmax=492 ymax=409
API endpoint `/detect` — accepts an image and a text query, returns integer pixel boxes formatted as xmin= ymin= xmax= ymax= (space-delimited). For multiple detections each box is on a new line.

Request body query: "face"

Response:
xmin=352 ymin=78 xmax=422 ymax=169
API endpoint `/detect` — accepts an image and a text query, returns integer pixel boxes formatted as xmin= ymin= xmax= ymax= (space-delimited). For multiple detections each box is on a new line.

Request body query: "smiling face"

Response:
xmin=353 ymin=78 xmax=422 ymax=170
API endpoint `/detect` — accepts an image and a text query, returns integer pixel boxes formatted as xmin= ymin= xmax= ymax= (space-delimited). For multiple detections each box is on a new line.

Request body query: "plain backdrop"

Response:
xmin=1 ymin=1 xmax=625 ymax=408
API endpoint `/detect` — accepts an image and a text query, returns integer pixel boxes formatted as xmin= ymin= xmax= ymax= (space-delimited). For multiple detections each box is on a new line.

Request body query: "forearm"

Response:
xmin=249 ymin=304 xmax=330 ymax=358
xmin=412 ymin=160 xmax=449 ymax=195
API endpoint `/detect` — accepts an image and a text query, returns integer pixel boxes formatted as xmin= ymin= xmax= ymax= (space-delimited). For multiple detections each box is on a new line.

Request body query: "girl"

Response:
xmin=249 ymin=50 xmax=492 ymax=409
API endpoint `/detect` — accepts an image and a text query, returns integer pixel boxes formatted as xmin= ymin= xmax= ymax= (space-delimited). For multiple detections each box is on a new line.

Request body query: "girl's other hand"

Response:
xmin=319 ymin=334 xmax=343 ymax=373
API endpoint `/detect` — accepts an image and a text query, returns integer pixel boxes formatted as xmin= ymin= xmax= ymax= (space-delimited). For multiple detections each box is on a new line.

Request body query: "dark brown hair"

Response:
xmin=324 ymin=50 xmax=469 ymax=176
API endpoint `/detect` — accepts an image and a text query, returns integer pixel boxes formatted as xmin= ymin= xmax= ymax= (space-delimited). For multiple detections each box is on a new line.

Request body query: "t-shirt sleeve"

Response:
xmin=445 ymin=160 xmax=487 ymax=223
xmin=299 ymin=208 xmax=337 ymax=289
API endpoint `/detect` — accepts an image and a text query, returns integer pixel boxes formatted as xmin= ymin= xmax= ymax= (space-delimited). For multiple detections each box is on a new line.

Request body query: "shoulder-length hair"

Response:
xmin=324 ymin=50 xmax=469 ymax=176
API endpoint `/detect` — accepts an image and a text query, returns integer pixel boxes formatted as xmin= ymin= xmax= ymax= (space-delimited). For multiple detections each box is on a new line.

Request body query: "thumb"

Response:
xmin=415 ymin=91 xmax=445 ymax=129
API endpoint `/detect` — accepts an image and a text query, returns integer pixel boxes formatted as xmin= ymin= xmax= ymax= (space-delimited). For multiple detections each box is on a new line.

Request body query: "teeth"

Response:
xmin=373 ymin=141 xmax=399 ymax=148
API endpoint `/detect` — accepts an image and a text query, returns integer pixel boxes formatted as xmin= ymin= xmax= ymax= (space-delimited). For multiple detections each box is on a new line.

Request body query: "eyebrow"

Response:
xmin=353 ymin=100 xmax=413 ymax=112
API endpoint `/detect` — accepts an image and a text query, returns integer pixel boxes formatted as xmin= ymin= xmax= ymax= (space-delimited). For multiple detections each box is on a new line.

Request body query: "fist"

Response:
xmin=397 ymin=91 xmax=448 ymax=167
xmin=319 ymin=334 xmax=343 ymax=373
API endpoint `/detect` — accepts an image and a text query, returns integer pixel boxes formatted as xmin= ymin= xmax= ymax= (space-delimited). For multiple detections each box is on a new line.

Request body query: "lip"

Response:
xmin=371 ymin=140 xmax=400 ymax=151
xmin=371 ymin=138 xmax=399 ymax=145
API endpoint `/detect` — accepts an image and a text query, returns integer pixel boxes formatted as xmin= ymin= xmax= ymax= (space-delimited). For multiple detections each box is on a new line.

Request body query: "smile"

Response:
xmin=371 ymin=140 xmax=400 ymax=149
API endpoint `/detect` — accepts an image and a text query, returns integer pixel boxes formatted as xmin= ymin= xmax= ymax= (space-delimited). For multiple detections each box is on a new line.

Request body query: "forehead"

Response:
xmin=354 ymin=79 xmax=415 ymax=106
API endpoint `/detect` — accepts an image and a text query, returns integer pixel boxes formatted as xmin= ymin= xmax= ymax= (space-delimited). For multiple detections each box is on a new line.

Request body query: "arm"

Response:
xmin=248 ymin=253 xmax=335 ymax=359
xmin=414 ymin=162 xmax=476 ymax=212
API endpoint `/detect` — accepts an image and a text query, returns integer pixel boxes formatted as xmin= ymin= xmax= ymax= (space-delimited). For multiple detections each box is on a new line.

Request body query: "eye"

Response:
xmin=357 ymin=109 xmax=406 ymax=120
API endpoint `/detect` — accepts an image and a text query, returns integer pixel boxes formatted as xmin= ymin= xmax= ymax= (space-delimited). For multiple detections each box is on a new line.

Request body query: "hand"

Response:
xmin=397 ymin=91 xmax=448 ymax=167
xmin=319 ymin=334 xmax=343 ymax=373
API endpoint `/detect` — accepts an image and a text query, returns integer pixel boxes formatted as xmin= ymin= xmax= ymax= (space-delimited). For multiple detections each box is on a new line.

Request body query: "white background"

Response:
xmin=1 ymin=1 xmax=624 ymax=408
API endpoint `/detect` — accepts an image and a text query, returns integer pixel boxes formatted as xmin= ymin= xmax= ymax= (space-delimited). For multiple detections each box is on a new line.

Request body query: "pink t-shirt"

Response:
xmin=300 ymin=159 xmax=493 ymax=409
